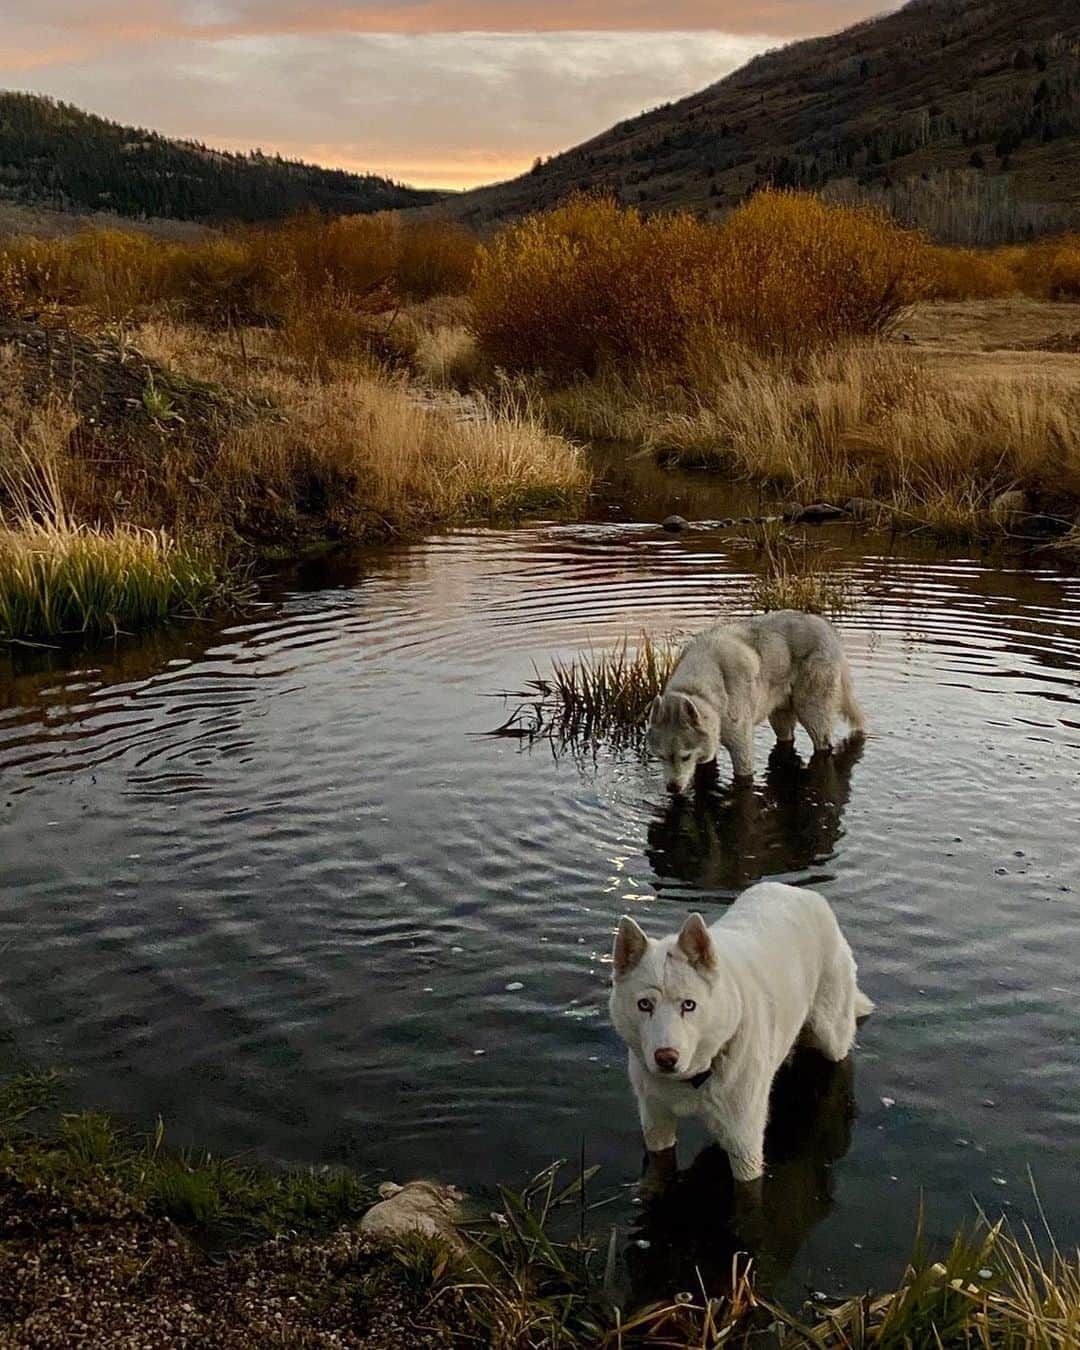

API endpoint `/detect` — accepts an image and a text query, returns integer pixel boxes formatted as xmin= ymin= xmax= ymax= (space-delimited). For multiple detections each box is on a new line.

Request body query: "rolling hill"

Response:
xmin=436 ymin=0 xmax=1080 ymax=241
xmin=0 ymin=92 xmax=443 ymax=224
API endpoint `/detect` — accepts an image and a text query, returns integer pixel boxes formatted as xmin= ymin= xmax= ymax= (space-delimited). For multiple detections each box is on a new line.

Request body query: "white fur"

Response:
xmin=646 ymin=610 xmax=865 ymax=791
xmin=609 ymin=882 xmax=873 ymax=1182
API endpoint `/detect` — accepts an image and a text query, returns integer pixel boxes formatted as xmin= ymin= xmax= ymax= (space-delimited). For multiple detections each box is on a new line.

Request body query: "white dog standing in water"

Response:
xmin=646 ymin=610 xmax=864 ymax=791
xmin=609 ymin=882 xmax=873 ymax=1182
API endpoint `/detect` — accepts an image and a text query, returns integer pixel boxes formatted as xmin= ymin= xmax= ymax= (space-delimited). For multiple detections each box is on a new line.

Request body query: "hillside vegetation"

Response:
xmin=0 ymin=92 xmax=442 ymax=224
xmin=437 ymin=0 xmax=1080 ymax=243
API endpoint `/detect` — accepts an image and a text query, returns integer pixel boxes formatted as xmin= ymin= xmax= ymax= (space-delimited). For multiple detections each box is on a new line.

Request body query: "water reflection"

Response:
xmin=646 ymin=736 xmax=865 ymax=894
xmin=627 ymin=1052 xmax=856 ymax=1302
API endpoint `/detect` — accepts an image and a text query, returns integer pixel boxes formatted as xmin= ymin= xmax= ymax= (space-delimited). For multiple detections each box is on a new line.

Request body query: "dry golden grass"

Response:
xmin=411 ymin=323 xmax=481 ymax=387
xmin=0 ymin=311 xmax=586 ymax=638
xmin=135 ymin=321 xmax=590 ymax=539
xmin=897 ymin=298 xmax=1080 ymax=352
xmin=543 ymin=341 xmax=1080 ymax=536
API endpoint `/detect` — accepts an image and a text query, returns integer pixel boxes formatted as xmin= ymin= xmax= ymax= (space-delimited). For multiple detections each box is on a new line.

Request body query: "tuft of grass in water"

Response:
xmin=748 ymin=526 xmax=854 ymax=617
xmin=0 ymin=517 xmax=230 ymax=641
xmin=542 ymin=635 xmax=681 ymax=741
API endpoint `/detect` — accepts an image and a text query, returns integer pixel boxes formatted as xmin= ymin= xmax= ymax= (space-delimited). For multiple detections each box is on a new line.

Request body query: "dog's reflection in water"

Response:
xmin=625 ymin=1051 xmax=856 ymax=1304
xmin=646 ymin=735 xmax=865 ymax=892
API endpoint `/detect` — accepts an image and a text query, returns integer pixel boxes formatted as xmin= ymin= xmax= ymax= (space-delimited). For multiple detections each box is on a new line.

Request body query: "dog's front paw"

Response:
xmin=728 ymin=1152 xmax=764 ymax=1184
xmin=640 ymin=1146 xmax=677 ymax=1199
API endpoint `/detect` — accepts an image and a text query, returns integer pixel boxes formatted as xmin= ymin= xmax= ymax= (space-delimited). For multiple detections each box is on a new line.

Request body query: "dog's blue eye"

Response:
xmin=681 ymin=999 xmax=696 ymax=1012
xmin=637 ymin=997 xmax=652 ymax=1013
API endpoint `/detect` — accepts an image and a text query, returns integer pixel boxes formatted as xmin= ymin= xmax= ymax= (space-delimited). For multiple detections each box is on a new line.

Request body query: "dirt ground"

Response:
xmin=893 ymin=298 xmax=1080 ymax=385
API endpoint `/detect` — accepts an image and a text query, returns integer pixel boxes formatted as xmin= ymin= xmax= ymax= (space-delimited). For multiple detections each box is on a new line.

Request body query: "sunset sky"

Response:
xmin=2 ymin=2 xmax=897 ymax=190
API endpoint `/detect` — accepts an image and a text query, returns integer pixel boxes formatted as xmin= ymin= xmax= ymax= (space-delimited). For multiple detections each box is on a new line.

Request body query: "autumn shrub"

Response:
xmin=470 ymin=191 xmax=932 ymax=378
xmin=915 ymin=244 xmax=1016 ymax=301
xmin=1009 ymin=235 xmax=1080 ymax=300
xmin=470 ymin=195 xmax=719 ymax=377
xmin=0 ymin=213 xmax=478 ymax=328
xmin=396 ymin=218 xmax=478 ymax=299
xmin=709 ymin=190 xmax=932 ymax=355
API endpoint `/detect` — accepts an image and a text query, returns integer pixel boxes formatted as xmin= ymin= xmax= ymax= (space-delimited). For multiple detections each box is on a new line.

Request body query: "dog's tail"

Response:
xmin=854 ymin=988 xmax=875 ymax=1020
xmin=839 ymin=662 xmax=866 ymax=733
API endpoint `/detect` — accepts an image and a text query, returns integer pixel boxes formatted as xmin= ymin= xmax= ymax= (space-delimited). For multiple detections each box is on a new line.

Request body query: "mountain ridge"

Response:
xmin=0 ymin=92 xmax=444 ymax=224
xmin=431 ymin=0 xmax=1080 ymax=240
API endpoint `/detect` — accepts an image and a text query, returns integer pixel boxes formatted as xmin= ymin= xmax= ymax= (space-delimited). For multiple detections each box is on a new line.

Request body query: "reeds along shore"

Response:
xmin=1 ymin=193 xmax=1079 ymax=639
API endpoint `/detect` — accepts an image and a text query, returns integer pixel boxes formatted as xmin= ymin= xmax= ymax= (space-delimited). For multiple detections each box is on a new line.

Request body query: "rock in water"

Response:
xmin=797 ymin=502 xmax=845 ymax=523
xmin=662 ymin=514 xmax=689 ymax=532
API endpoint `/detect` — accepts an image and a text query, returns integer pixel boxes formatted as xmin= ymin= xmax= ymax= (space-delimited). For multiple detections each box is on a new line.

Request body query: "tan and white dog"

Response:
xmin=609 ymin=882 xmax=872 ymax=1182
xmin=646 ymin=610 xmax=864 ymax=791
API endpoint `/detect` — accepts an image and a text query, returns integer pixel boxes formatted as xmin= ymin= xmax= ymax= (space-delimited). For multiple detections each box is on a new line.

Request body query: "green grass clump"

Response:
xmin=542 ymin=634 xmax=680 ymax=740
xmin=0 ymin=519 xmax=229 ymax=641
xmin=0 ymin=1073 xmax=372 ymax=1246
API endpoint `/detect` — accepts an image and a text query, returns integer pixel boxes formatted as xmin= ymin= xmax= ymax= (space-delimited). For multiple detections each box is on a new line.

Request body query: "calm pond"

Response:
xmin=2 ymin=467 xmax=1078 ymax=1301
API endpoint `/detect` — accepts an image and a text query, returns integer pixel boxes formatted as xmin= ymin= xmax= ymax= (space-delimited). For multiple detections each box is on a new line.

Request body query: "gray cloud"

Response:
xmin=2 ymin=29 xmax=772 ymax=186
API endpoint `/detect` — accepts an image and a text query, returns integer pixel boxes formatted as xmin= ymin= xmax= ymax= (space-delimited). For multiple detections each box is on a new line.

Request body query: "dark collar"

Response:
xmin=688 ymin=1068 xmax=713 ymax=1089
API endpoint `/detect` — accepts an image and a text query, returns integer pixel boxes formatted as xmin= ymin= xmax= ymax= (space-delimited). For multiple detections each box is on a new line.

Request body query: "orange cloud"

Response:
xmin=58 ymin=0 xmax=885 ymax=41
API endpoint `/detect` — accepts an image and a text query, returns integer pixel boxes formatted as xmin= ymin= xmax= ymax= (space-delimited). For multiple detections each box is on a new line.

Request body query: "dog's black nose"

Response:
xmin=654 ymin=1047 xmax=679 ymax=1072
xmin=666 ymin=781 xmax=682 ymax=795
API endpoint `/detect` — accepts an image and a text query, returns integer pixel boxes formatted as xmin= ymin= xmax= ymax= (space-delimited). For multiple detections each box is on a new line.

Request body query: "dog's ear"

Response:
xmin=613 ymin=915 xmax=648 ymax=977
xmin=676 ymin=912 xmax=716 ymax=971
xmin=676 ymin=695 xmax=702 ymax=730
xmin=646 ymin=695 xmax=662 ymax=726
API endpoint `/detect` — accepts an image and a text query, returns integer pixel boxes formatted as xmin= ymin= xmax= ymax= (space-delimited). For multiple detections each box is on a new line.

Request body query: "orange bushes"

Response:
xmin=710 ymin=191 xmax=931 ymax=353
xmin=470 ymin=191 xmax=932 ymax=377
xmin=470 ymin=196 xmax=718 ymax=376
xmin=1007 ymin=234 xmax=1080 ymax=300
xmin=0 ymin=213 xmax=478 ymax=325
xmin=922 ymin=245 xmax=1015 ymax=300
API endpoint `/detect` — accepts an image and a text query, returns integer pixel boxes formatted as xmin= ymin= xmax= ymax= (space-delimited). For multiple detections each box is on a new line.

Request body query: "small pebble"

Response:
xmin=473 ymin=1049 xmax=485 ymax=1056
xmin=979 ymin=1268 xmax=993 ymax=1280
xmin=992 ymin=1175 xmax=1007 ymax=1186
xmin=505 ymin=981 xmax=523 ymax=991
xmin=880 ymin=1096 xmax=895 ymax=1108
xmin=635 ymin=1238 xmax=651 ymax=1250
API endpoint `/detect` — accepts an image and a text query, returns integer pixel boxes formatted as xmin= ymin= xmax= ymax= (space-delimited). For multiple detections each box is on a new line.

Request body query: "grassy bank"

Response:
xmin=464 ymin=195 xmax=1080 ymax=543
xmin=1 ymin=1073 xmax=1076 ymax=1348
xmin=3 ymin=192 xmax=1079 ymax=641
xmin=0 ymin=309 xmax=587 ymax=644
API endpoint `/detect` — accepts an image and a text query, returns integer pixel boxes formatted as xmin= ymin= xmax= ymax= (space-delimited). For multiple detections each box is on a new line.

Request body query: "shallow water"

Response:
xmin=1 ymin=507 xmax=1078 ymax=1299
